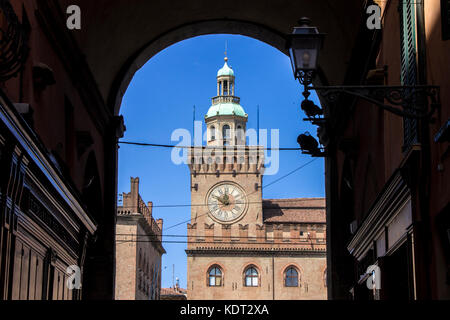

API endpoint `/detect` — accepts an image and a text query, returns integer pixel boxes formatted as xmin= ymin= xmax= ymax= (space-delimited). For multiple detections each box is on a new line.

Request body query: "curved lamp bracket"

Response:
xmin=307 ymin=85 xmax=440 ymax=120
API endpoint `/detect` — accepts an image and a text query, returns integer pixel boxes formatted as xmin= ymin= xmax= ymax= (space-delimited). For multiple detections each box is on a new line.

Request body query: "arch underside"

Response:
xmin=58 ymin=0 xmax=365 ymax=114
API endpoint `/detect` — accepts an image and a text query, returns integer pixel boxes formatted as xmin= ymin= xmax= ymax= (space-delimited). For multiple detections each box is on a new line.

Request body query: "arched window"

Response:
xmin=222 ymin=125 xmax=231 ymax=139
xmin=284 ymin=266 xmax=299 ymax=287
xmin=208 ymin=266 xmax=223 ymax=287
xmin=223 ymin=80 xmax=229 ymax=95
xmin=244 ymin=266 xmax=259 ymax=287
xmin=222 ymin=125 xmax=231 ymax=145
xmin=210 ymin=126 xmax=216 ymax=141
xmin=138 ymin=249 xmax=143 ymax=290
xmin=236 ymin=125 xmax=243 ymax=143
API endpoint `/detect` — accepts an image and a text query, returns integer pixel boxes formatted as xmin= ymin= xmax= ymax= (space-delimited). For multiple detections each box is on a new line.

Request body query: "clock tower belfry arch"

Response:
xmin=188 ymin=57 xmax=265 ymax=243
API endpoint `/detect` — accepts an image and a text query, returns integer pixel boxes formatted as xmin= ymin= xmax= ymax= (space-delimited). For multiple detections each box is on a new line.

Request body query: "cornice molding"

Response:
xmin=186 ymin=248 xmax=326 ymax=257
xmin=0 ymin=91 xmax=96 ymax=234
xmin=116 ymin=213 xmax=166 ymax=254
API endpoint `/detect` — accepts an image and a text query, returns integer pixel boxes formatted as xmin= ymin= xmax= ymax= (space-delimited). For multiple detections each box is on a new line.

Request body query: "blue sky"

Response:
xmin=117 ymin=34 xmax=324 ymax=289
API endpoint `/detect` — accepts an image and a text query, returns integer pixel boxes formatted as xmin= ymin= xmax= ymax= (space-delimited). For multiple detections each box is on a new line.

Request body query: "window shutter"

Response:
xmin=399 ymin=0 xmax=419 ymax=150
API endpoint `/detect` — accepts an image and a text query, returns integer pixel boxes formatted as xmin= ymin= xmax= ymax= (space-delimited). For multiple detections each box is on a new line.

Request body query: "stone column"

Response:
xmin=82 ymin=115 xmax=125 ymax=300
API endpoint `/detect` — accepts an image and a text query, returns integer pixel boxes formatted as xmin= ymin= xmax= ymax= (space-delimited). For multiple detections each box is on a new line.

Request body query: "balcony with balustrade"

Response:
xmin=211 ymin=96 xmax=241 ymax=105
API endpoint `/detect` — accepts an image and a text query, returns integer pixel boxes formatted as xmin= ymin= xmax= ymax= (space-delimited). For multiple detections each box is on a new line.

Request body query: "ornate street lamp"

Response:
xmin=288 ymin=18 xmax=441 ymax=158
xmin=287 ymin=17 xmax=325 ymax=89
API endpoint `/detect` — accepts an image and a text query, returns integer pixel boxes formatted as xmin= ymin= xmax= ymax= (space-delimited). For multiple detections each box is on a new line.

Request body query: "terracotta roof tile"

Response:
xmin=161 ymin=287 xmax=187 ymax=296
xmin=262 ymin=198 xmax=326 ymax=223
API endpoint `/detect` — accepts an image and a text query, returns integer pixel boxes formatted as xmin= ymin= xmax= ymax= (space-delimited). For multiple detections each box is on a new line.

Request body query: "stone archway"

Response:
xmin=7 ymin=0 xmax=369 ymax=300
xmin=53 ymin=0 xmax=365 ymax=114
xmin=109 ymin=19 xmax=290 ymax=114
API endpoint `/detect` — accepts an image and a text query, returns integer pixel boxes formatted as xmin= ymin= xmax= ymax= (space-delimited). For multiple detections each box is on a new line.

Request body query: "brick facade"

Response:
xmin=115 ymin=178 xmax=165 ymax=300
xmin=186 ymin=199 xmax=327 ymax=300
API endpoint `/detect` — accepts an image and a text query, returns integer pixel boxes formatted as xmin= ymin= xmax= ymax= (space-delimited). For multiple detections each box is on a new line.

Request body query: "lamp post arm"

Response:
xmin=309 ymin=85 xmax=440 ymax=119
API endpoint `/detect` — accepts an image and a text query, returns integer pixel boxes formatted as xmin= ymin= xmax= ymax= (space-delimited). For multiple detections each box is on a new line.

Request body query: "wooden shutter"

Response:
xmin=399 ymin=0 xmax=419 ymax=150
xmin=10 ymin=237 xmax=48 ymax=300
xmin=11 ymin=240 xmax=24 ymax=300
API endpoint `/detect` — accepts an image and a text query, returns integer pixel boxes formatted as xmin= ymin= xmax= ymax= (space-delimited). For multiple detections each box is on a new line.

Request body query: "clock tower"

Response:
xmin=188 ymin=57 xmax=265 ymax=236
xmin=186 ymin=57 xmax=327 ymax=301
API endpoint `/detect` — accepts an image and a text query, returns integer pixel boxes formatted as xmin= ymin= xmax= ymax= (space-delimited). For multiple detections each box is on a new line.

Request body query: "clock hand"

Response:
xmin=213 ymin=195 xmax=225 ymax=204
xmin=222 ymin=194 xmax=230 ymax=205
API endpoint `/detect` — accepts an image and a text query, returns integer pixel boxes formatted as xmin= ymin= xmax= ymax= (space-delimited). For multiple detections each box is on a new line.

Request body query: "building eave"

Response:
xmin=186 ymin=248 xmax=326 ymax=257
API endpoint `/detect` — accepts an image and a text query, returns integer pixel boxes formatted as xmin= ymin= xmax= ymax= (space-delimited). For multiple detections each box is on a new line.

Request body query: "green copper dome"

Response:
xmin=206 ymin=102 xmax=247 ymax=118
xmin=217 ymin=61 xmax=234 ymax=77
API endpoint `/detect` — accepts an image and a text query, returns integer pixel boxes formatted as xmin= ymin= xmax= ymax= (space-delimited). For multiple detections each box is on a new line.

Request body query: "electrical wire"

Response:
xmin=117 ymin=198 xmax=325 ymax=209
xmin=160 ymin=158 xmax=319 ymax=231
xmin=119 ymin=141 xmax=302 ymax=151
xmin=116 ymin=234 xmax=325 ymax=242
xmin=116 ymin=240 xmax=324 ymax=246
xmin=115 ymin=159 xmax=322 ymax=247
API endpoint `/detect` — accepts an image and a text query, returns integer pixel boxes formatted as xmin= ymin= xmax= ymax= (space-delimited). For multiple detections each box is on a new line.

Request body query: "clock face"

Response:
xmin=206 ymin=183 xmax=247 ymax=223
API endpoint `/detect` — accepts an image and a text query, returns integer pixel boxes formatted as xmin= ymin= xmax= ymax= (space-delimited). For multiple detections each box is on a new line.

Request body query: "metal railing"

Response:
xmin=211 ymin=96 xmax=240 ymax=105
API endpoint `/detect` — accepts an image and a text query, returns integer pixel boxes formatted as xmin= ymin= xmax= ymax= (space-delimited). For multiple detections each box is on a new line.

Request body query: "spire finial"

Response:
xmin=224 ymin=40 xmax=228 ymax=62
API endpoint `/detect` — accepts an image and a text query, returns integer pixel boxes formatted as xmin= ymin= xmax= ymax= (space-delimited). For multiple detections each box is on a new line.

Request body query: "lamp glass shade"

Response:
xmin=288 ymin=26 xmax=324 ymax=78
